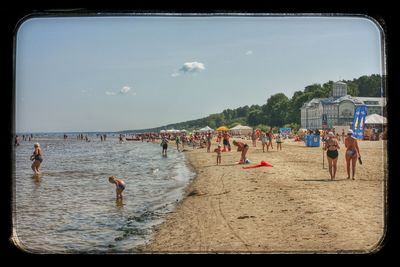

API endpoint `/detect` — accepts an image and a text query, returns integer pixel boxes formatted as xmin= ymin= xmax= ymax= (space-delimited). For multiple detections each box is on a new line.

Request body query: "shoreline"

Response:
xmin=142 ymin=139 xmax=386 ymax=253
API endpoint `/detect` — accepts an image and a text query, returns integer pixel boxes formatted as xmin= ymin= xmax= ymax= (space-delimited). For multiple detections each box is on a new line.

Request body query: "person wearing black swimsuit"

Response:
xmin=30 ymin=143 xmax=43 ymax=175
xmin=323 ymin=132 xmax=340 ymax=180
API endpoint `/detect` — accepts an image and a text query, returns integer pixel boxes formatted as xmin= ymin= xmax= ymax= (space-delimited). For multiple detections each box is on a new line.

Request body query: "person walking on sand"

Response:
xmin=323 ymin=132 xmax=340 ymax=180
xmin=251 ymin=129 xmax=257 ymax=147
xmin=214 ymin=144 xmax=222 ymax=165
xmin=232 ymin=140 xmax=249 ymax=164
xmin=30 ymin=143 xmax=43 ymax=175
xmin=222 ymin=132 xmax=231 ymax=152
xmin=261 ymin=131 xmax=268 ymax=152
xmin=276 ymin=131 xmax=283 ymax=151
xmin=206 ymin=132 xmax=212 ymax=152
xmin=267 ymin=128 xmax=274 ymax=151
xmin=341 ymin=129 xmax=345 ymax=144
xmin=345 ymin=129 xmax=361 ymax=180
xmin=108 ymin=176 xmax=126 ymax=200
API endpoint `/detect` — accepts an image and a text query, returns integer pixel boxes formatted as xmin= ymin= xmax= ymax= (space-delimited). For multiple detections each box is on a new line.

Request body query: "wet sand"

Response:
xmin=143 ymin=138 xmax=387 ymax=253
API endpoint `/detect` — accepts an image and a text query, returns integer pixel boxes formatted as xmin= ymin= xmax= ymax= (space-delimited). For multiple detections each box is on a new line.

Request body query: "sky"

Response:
xmin=15 ymin=15 xmax=384 ymax=133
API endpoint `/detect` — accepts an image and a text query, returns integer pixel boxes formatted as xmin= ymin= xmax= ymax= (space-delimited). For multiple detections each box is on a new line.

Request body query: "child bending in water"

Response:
xmin=108 ymin=176 xmax=126 ymax=200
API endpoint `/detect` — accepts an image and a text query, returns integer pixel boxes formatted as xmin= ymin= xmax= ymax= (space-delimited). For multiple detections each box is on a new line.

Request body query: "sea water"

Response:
xmin=13 ymin=133 xmax=195 ymax=253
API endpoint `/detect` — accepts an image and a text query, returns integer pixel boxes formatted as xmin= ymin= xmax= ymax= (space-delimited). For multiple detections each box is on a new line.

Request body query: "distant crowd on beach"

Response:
xmin=16 ymin=125 xmax=384 ymax=197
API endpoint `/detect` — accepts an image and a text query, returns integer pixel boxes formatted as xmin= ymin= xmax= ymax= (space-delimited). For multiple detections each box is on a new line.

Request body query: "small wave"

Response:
xmin=14 ymin=136 xmax=195 ymax=252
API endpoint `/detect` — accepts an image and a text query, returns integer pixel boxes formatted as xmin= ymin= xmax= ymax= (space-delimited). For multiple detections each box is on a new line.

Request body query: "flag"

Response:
xmin=352 ymin=105 xmax=368 ymax=139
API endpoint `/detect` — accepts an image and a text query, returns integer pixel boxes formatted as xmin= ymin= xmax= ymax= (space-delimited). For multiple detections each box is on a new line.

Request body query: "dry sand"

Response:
xmin=143 ymin=138 xmax=387 ymax=253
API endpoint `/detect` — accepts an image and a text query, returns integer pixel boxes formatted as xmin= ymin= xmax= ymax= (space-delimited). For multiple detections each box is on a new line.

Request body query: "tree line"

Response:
xmin=132 ymin=74 xmax=384 ymax=133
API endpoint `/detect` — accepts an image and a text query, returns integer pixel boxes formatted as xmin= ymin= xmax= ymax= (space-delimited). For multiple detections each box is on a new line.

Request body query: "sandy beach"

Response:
xmin=143 ymin=138 xmax=387 ymax=253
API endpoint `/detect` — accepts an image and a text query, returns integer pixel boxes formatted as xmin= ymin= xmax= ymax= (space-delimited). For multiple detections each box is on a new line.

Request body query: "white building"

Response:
xmin=300 ymin=82 xmax=386 ymax=129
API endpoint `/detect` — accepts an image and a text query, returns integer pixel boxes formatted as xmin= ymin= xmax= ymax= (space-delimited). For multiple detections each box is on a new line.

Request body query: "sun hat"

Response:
xmin=327 ymin=132 xmax=334 ymax=137
xmin=347 ymin=129 xmax=354 ymax=135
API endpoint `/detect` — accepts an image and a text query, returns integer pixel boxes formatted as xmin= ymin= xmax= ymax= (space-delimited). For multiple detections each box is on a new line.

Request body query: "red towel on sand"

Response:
xmin=242 ymin=160 xmax=273 ymax=169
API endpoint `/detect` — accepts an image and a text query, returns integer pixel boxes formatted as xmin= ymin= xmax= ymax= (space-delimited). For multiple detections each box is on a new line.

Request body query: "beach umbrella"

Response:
xmin=216 ymin=126 xmax=229 ymax=132
xmin=365 ymin=114 xmax=387 ymax=124
xmin=199 ymin=126 xmax=214 ymax=132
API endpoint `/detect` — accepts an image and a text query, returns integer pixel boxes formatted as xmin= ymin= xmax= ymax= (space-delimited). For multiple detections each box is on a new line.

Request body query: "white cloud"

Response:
xmin=119 ymin=86 xmax=131 ymax=94
xmin=171 ymin=72 xmax=180 ymax=77
xmin=245 ymin=50 xmax=253 ymax=55
xmin=106 ymin=86 xmax=135 ymax=96
xmin=179 ymin=61 xmax=205 ymax=73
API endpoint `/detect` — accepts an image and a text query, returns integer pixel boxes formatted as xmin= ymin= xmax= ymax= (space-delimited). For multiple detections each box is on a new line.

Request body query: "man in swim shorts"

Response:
xmin=109 ymin=176 xmax=126 ymax=200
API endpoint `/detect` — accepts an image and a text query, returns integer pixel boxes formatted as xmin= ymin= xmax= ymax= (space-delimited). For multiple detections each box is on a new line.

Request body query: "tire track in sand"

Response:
xmin=213 ymin=173 xmax=250 ymax=251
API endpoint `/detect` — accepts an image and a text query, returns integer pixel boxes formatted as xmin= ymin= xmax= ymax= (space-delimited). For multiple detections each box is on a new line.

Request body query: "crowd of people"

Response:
xmin=16 ymin=125 xmax=369 ymax=202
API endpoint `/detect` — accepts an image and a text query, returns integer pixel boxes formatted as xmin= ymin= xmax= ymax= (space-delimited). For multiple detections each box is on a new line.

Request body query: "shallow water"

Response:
xmin=13 ymin=134 xmax=195 ymax=253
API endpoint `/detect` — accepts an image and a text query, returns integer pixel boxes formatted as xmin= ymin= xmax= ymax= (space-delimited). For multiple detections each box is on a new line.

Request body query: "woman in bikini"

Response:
xmin=345 ymin=129 xmax=361 ymax=180
xmin=232 ymin=140 xmax=249 ymax=164
xmin=323 ymin=132 xmax=340 ymax=180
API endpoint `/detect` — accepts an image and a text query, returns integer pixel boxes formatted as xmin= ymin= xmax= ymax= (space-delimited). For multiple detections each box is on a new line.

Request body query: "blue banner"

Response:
xmin=352 ymin=105 xmax=368 ymax=139
xmin=279 ymin=128 xmax=291 ymax=135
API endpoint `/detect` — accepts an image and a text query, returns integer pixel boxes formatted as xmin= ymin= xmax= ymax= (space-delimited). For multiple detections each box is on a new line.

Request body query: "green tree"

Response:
xmin=345 ymin=80 xmax=359 ymax=96
xmin=207 ymin=113 xmax=224 ymax=128
xmin=322 ymin=81 xmax=334 ymax=96
xmin=236 ymin=106 xmax=249 ymax=117
xmin=304 ymin=83 xmax=322 ymax=93
xmin=247 ymin=110 xmax=264 ymax=126
xmin=262 ymin=93 xmax=289 ymax=127
xmin=287 ymin=91 xmax=304 ymax=125
xmin=356 ymin=74 xmax=383 ymax=97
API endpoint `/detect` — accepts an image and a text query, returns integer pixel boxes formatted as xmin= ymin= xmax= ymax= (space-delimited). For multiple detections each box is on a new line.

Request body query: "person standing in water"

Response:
xmin=14 ymin=135 xmax=20 ymax=146
xmin=175 ymin=135 xmax=181 ymax=151
xmin=108 ymin=176 xmax=126 ymax=200
xmin=161 ymin=136 xmax=169 ymax=156
xmin=30 ymin=143 xmax=43 ymax=175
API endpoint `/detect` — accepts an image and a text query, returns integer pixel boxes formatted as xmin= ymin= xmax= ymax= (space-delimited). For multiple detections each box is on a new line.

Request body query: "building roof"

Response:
xmin=302 ymin=98 xmax=322 ymax=108
xmin=356 ymin=97 xmax=387 ymax=106
xmin=301 ymin=95 xmax=386 ymax=110
xmin=332 ymin=95 xmax=364 ymax=104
